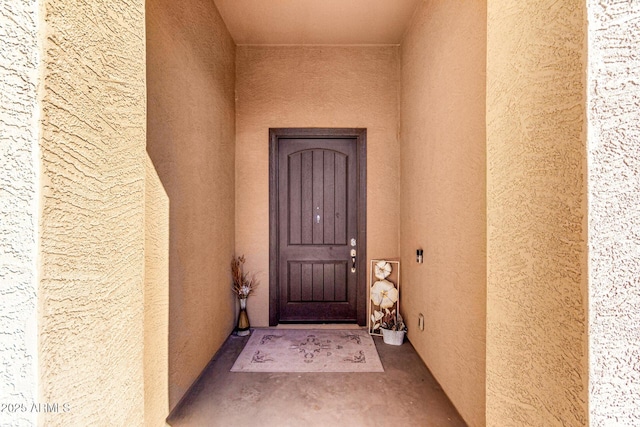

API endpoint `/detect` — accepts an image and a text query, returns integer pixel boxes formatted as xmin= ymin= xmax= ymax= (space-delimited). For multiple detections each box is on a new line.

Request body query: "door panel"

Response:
xmin=286 ymin=261 xmax=348 ymax=302
xmin=286 ymin=149 xmax=348 ymax=246
xmin=270 ymin=129 xmax=366 ymax=325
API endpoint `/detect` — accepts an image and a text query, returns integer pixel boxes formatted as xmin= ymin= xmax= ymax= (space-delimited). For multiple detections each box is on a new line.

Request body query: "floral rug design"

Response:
xmin=230 ymin=329 xmax=384 ymax=373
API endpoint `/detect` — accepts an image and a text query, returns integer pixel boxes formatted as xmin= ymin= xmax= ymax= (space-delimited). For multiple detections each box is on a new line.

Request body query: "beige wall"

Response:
xmin=399 ymin=1 xmax=486 ymax=426
xmin=487 ymin=1 xmax=588 ymax=425
xmin=587 ymin=1 xmax=640 ymax=424
xmin=0 ymin=1 xmax=39 ymax=425
xmin=235 ymin=45 xmax=401 ymax=326
xmin=146 ymin=0 xmax=237 ymax=410
xmin=144 ymin=155 xmax=170 ymax=426
xmin=39 ymin=0 xmax=147 ymax=425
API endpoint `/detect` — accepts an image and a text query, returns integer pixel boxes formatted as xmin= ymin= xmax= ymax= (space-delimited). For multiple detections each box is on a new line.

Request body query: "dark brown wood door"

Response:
xmin=269 ymin=129 xmax=366 ymax=325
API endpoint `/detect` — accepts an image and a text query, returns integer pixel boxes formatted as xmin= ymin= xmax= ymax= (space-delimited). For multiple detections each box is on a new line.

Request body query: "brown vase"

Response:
xmin=236 ymin=298 xmax=250 ymax=336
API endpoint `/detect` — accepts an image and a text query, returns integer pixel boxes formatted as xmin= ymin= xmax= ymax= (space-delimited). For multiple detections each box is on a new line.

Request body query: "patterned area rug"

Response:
xmin=230 ymin=329 xmax=384 ymax=373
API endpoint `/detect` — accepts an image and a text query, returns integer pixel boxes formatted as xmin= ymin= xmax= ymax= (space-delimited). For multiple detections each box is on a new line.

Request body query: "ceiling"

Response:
xmin=212 ymin=0 xmax=422 ymax=45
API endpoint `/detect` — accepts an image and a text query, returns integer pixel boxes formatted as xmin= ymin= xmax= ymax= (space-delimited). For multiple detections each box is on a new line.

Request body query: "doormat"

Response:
xmin=230 ymin=329 xmax=384 ymax=373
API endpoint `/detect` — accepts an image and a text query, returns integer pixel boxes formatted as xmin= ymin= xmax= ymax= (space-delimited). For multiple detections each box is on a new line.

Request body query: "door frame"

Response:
xmin=269 ymin=128 xmax=367 ymax=326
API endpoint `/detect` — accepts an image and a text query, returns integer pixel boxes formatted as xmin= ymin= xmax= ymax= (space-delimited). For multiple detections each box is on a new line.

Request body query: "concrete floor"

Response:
xmin=167 ymin=328 xmax=467 ymax=427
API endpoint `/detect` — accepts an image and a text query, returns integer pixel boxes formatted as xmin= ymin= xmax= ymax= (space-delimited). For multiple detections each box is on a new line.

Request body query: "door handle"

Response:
xmin=350 ymin=249 xmax=356 ymax=273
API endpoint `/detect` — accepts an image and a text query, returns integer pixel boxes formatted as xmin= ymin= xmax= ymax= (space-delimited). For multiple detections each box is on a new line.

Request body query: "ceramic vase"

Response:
xmin=236 ymin=298 xmax=250 ymax=336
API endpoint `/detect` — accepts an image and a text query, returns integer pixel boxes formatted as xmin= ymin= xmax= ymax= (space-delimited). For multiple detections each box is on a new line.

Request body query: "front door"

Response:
xmin=269 ymin=128 xmax=366 ymax=325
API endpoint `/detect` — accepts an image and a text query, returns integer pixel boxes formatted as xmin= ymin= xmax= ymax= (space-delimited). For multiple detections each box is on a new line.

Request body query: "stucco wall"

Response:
xmin=39 ymin=0 xmax=147 ymax=425
xmin=486 ymin=1 xmax=588 ymax=425
xmin=235 ymin=45 xmax=400 ymax=327
xmin=144 ymin=155 xmax=170 ymax=426
xmin=0 ymin=1 xmax=39 ymax=426
xmin=399 ymin=1 xmax=486 ymax=425
xmin=146 ymin=0 xmax=236 ymax=410
xmin=588 ymin=1 xmax=640 ymax=425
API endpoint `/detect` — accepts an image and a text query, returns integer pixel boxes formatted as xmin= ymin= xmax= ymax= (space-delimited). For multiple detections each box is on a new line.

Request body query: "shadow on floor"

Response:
xmin=167 ymin=330 xmax=467 ymax=427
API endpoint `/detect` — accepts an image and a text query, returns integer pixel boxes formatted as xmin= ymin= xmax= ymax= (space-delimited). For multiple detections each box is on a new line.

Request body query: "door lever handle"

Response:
xmin=350 ymin=249 xmax=356 ymax=273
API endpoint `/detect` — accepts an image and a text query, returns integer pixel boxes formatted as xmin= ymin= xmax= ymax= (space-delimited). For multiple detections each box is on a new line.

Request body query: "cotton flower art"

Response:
xmin=370 ymin=309 xmax=384 ymax=331
xmin=374 ymin=260 xmax=392 ymax=280
xmin=370 ymin=279 xmax=398 ymax=309
xmin=369 ymin=260 xmax=401 ymax=335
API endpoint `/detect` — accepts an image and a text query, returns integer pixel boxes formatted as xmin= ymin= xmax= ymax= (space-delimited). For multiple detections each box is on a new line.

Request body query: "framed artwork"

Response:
xmin=368 ymin=259 xmax=400 ymax=336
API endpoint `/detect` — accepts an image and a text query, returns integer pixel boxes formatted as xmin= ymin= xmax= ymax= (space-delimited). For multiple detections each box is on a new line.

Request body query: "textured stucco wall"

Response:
xmin=235 ymin=45 xmax=400 ymax=327
xmin=588 ymin=1 xmax=640 ymax=425
xmin=486 ymin=1 xmax=588 ymax=425
xmin=146 ymin=0 xmax=236 ymax=410
xmin=144 ymin=155 xmax=170 ymax=426
xmin=399 ymin=1 xmax=486 ymax=426
xmin=39 ymin=0 xmax=147 ymax=425
xmin=0 ymin=1 xmax=39 ymax=426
